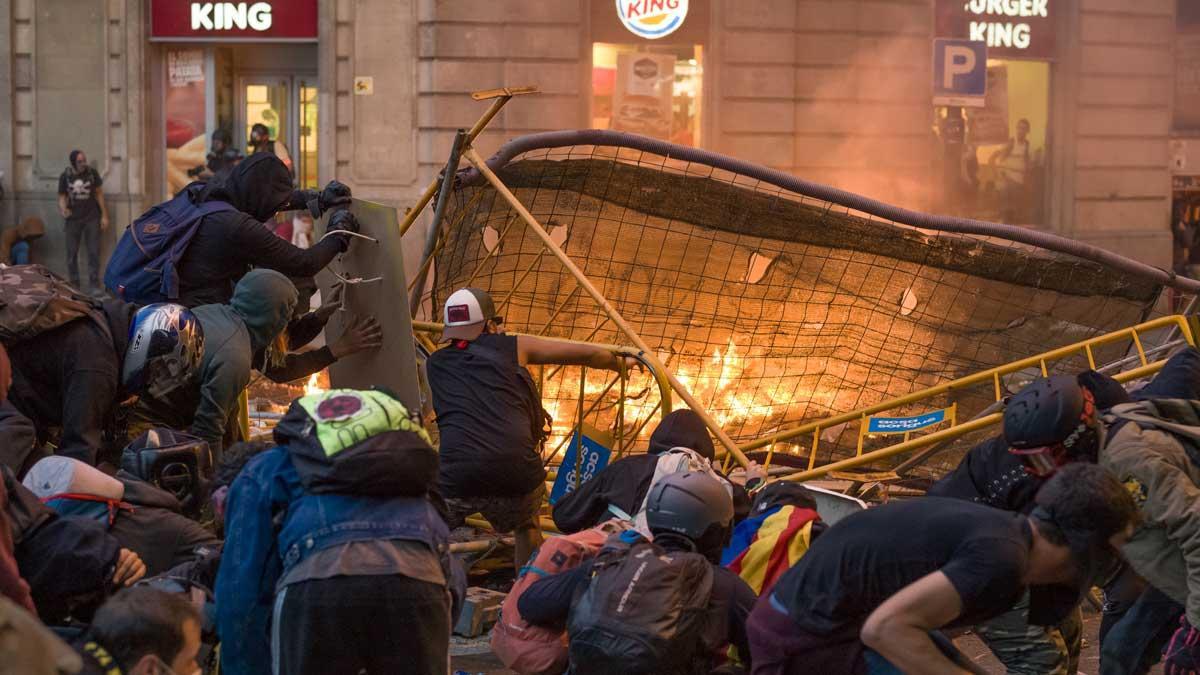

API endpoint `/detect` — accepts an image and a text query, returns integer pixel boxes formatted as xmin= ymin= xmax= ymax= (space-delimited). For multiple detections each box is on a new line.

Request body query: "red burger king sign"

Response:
xmin=616 ymin=0 xmax=689 ymax=40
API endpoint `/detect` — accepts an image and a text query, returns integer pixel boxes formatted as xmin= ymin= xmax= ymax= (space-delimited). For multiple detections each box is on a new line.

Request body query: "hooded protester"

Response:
xmin=1 ymin=297 xmax=204 ymax=474
xmin=0 ymin=216 xmax=44 ymax=265
xmin=216 ymin=388 xmax=464 ymax=675
xmin=130 ymin=269 xmax=299 ymax=463
xmin=551 ymin=408 xmax=757 ymax=534
xmin=169 ymin=153 xmax=357 ymax=308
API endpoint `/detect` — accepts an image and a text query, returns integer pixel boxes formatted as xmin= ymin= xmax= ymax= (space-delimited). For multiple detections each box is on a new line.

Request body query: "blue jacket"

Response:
xmin=214 ymin=445 xmax=462 ymax=675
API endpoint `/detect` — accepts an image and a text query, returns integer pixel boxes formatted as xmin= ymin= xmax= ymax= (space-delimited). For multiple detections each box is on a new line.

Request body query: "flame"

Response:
xmin=538 ymin=338 xmax=804 ymax=459
xmin=304 ymin=372 xmax=325 ymax=397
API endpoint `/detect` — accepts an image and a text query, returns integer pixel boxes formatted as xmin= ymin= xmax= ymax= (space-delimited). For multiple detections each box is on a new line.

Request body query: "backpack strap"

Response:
xmin=158 ymin=198 xmax=238 ymax=300
xmin=606 ymin=503 xmax=634 ymax=522
xmin=41 ymin=492 xmax=134 ymax=527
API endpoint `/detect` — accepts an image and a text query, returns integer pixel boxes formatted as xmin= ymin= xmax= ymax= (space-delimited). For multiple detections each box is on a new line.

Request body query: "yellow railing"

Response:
xmin=762 ymin=314 xmax=1196 ymax=483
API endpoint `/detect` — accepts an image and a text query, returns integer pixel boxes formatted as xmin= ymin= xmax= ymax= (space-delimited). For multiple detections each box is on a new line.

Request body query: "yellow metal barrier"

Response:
xmin=759 ymin=314 xmax=1195 ymax=482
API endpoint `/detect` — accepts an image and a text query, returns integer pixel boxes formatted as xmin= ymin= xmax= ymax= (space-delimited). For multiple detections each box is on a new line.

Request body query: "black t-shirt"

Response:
xmin=771 ymin=498 xmax=1031 ymax=636
xmin=426 ymin=333 xmax=546 ymax=497
xmin=57 ymin=167 xmax=103 ymax=224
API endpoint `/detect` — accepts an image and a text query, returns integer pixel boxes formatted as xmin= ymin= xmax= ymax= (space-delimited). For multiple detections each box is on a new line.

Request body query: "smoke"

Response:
xmin=788 ymin=14 xmax=939 ymax=212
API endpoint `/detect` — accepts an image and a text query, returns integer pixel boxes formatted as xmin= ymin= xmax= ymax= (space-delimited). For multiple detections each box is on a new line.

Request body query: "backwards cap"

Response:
xmin=441 ymin=287 xmax=496 ymax=342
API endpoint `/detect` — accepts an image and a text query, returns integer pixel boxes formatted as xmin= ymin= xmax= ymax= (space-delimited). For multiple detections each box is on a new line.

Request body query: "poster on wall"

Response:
xmin=611 ymin=53 xmax=675 ymax=140
xmin=968 ymin=65 xmax=1009 ymax=145
xmin=165 ymin=49 xmax=207 ymax=197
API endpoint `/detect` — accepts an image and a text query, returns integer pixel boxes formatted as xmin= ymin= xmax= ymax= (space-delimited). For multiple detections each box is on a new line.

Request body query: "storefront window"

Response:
xmin=164 ymin=48 xmax=209 ymax=197
xmin=244 ymin=80 xmax=290 ymax=158
xmin=936 ymin=58 xmax=1050 ymax=225
xmin=592 ymin=42 xmax=703 ymax=147
xmin=298 ymin=82 xmax=318 ymax=190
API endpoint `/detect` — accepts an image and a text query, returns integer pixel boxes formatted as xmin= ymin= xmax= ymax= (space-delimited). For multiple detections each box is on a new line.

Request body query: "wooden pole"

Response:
xmin=396 ymin=94 xmax=515 ymax=239
xmin=462 ymin=146 xmax=751 ymax=468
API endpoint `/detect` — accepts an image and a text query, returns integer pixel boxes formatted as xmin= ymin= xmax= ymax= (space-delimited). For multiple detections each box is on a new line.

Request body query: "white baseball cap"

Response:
xmin=442 ymin=287 xmax=497 ymax=341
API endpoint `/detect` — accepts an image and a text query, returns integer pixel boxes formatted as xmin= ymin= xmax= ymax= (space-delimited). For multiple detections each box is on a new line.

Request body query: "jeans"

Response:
xmin=1100 ymin=583 xmax=1183 ymax=675
xmin=863 ymin=632 xmax=967 ymax=674
xmin=11 ymin=241 xmax=30 ymax=265
xmin=64 ymin=218 xmax=100 ymax=291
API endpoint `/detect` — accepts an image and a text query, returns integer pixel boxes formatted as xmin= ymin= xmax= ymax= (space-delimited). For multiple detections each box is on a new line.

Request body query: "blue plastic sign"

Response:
xmin=932 ymin=38 xmax=987 ymax=107
xmin=868 ymin=409 xmax=948 ymax=434
xmin=549 ymin=431 xmax=612 ymax=505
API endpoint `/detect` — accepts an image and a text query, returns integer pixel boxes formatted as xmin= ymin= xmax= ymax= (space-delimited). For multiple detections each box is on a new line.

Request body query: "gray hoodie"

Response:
xmin=187 ymin=269 xmax=298 ymax=458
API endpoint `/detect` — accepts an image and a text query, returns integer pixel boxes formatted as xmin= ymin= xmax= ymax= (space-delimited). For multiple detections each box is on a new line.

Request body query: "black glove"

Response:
xmin=325 ymin=210 xmax=360 ymax=252
xmin=318 ymin=180 xmax=353 ymax=213
xmin=284 ymin=189 xmax=319 ymax=214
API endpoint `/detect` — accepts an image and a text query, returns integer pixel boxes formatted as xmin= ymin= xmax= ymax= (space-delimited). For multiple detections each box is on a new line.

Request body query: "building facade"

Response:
xmin=0 ymin=0 xmax=1183 ymax=279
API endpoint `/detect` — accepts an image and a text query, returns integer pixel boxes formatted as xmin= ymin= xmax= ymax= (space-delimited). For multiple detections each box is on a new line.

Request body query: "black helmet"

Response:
xmin=1004 ymin=376 xmax=1100 ymax=476
xmin=645 ymin=471 xmax=733 ymax=541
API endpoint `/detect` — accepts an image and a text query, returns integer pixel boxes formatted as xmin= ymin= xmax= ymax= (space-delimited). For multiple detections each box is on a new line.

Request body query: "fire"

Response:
xmin=538 ymin=338 xmax=802 ymax=460
xmin=304 ymin=372 xmax=325 ymax=396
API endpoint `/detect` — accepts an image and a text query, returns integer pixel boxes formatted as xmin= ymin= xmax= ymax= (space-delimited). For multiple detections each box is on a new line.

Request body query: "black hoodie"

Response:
xmin=5 ymin=301 xmax=137 ymax=468
xmin=551 ymin=410 xmax=749 ymax=533
xmin=172 ymin=154 xmax=343 ymax=308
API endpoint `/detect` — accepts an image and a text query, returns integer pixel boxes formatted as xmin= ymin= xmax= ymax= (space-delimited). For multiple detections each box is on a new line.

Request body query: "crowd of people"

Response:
xmin=2 ymin=149 xmax=1200 ymax=675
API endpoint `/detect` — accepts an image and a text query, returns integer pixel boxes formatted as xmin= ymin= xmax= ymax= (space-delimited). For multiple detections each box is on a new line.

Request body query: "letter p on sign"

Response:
xmin=942 ymin=46 xmax=976 ymax=89
xmin=932 ymin=38 xmax=987 ymax=108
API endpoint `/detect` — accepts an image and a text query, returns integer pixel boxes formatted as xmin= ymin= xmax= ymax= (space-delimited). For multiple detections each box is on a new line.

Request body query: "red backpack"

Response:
xmin=491 ymin=519 xmax=632 ymax=675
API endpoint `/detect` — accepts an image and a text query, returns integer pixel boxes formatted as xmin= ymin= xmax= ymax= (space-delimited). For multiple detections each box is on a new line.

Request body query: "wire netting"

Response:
xmin=423 ymin=141 xmax=1177 ymax=478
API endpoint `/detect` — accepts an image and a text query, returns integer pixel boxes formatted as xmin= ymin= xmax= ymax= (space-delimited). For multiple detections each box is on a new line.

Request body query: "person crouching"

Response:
xmin=215 ymin=388 xmax=464 ymax=675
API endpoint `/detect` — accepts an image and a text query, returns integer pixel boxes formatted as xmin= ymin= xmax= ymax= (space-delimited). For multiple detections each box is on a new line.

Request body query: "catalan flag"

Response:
xmin=723 ymin=505 xmax=819 ymax=596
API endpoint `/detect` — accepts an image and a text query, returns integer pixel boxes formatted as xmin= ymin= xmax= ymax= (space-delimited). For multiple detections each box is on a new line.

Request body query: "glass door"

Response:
xmin=237 ymin=74 xmax=318 ymax=189
xmin=239 ymin=75 xmax=294 ymax=177
xmin=296 ymin=80 xmax=318 ymax=190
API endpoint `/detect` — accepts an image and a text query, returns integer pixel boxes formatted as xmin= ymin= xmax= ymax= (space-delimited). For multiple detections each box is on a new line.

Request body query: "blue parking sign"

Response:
xmin=932 ymin=38 xmax=987 ymax=107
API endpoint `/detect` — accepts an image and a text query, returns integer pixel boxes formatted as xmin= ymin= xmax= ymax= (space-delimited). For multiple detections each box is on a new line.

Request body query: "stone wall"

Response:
xmin=3 ymin=0 xmax=146 ymax=283
xmin=715 ymin=0 xmax=935 ymax=211
xmin=1064 ymin=0 xmax=1174 ymax=268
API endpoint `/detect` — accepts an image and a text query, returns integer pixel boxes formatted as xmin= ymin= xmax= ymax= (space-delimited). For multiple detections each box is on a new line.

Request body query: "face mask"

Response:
xmin=1010 ymin=388 xmax=1099 ymax=477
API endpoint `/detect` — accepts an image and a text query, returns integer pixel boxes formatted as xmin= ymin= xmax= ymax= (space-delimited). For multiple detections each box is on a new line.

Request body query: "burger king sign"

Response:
xmin=616 ymin=0 xmax=689 ymax=40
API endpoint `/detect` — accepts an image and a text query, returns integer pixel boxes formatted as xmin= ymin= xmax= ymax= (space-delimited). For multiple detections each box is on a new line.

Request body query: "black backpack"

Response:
xmin=567 ymin=532 xmax=714 ymax=675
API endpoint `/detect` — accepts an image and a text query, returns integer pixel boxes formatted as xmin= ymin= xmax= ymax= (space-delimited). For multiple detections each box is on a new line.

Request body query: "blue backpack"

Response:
xmin=104 ymin=190 xmax=236 ymax=304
